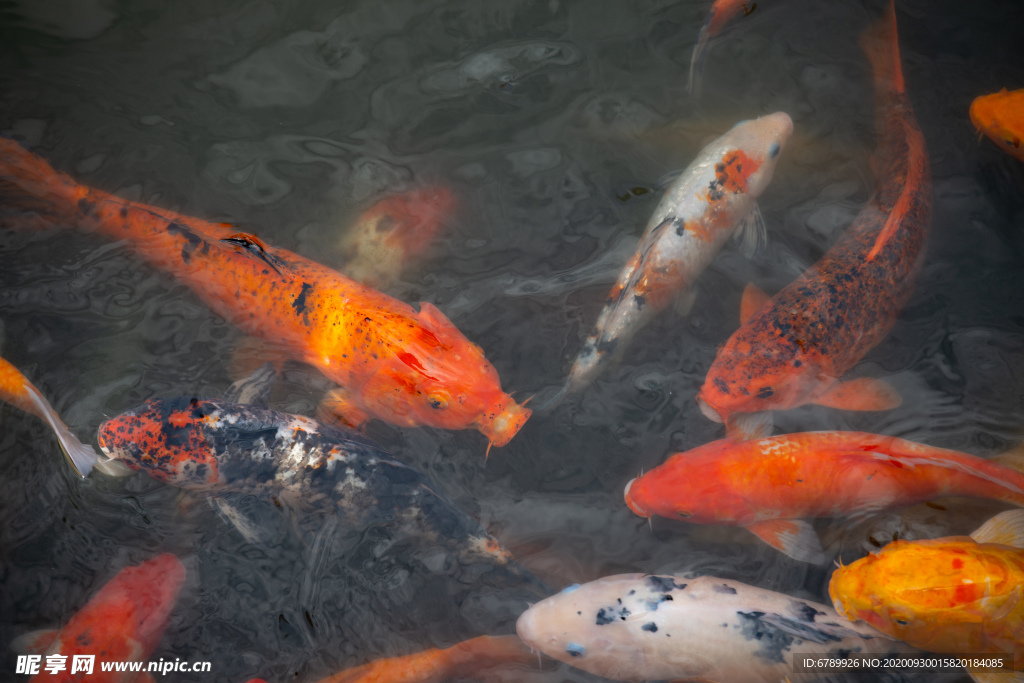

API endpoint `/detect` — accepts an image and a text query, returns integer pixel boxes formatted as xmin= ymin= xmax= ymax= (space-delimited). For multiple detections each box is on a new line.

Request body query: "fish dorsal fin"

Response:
xmin=745 ymin=519 xmax=827 ymax=564
xmin=10 ymin=629 xmax=59 ymax=655
xmin=725 ymin=411 xmax=773 ymax=441
xmin=812 ymin=377 xmax=901 ymax=412
xmin=758 ymin=610 xmax=881 ymax=645
xmin=221 ymin=233 xmax=287 ymax=275
xmin=740 ymin=283 xmax=770 ymax=324
xmin=733 ymin=203 xmax=767 ymax=258
xmin=222 ymin=362 xmax=277 ymax=406
xmin=416 ymin=301 xmax=460 ymax=341
xmin=992 ymin=442 xmax=1024 ymax=473
xmin=970 ymin=510 xmax=1024 ymax=548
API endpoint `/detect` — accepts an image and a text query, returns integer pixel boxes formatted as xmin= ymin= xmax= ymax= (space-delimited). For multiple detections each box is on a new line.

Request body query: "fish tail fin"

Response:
xmin=0 ymin=138 xmax=85 ymax=228
xmin=859 ymin=0 xmax=905 ymax=97
xmin=687 ymin=23 xmax=711 ymax=97
xmin=992 ymin=441 xmax=1024 ymax=473
xmin=970 ymin=510 xmax=1024 ymax=549
xmin=22 ymin=383 xmax=98 ymax=478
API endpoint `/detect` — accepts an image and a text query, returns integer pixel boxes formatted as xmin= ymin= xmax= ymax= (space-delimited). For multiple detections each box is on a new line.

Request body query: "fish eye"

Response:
xmin=769 ymin=142 xmax=781 ymax=159
xmin=566 ymin=642 xmax=586 ymax=658
xmin=677 ymin=511 xmax=692 ymax=518
xmin=426 ymin=391 xmax=450 ymax=410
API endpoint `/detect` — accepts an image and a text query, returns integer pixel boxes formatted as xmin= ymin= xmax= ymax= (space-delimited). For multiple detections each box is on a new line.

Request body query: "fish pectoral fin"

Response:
xmin=970 ymin=510 xmax=1024 ymax=548
xmin=812 ymin=377 xmax=901 ymax=412
xmin=746 ymin=519 xmax=827 ymax=564
xmin=733 ymin=202 xmax=767 ymax=258
xmin=10 ymin=629 xmax=59 ymax=655
xmin=740 ymin=283 xmax=771 ymax=324
xmin=725 ymin=411 xmax=773 ymax=441
xmin=981 ymin=584 xmax=1021 ymax=622
xmin=759 ymin=611 xmax=869 ymax=644
xmin=93 ymin=457 xmax=136 ymax=477
xmin=211 ymin=496 xmax=271 ymax=545
xmin=317 ymin=387 xmax=371 ymax=430
xmin=416 ymin=301 xmax=461 ymax=339
xmin=673 ymin=288 xmax=699 ymax=317
xmin=222 ymin=362 xmax=277 ymax=406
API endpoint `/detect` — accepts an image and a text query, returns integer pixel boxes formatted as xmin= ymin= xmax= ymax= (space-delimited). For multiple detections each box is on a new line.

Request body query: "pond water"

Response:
xmin=1 ymin=0 xmax=1023 ymax=681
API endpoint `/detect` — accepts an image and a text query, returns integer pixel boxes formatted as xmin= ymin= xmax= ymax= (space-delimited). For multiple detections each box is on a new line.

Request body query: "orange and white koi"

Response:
xmin=516 ymin=573 xmax=909 ymax=682
xmin=15 ymin=554 xmax=186 ymax=683
xmin=696 ymin=1 xmax=930 ymax=432
xmin=564 ymin=112 xmax=792 ymax=394
xmin=830 ymin=510 xmax=1024 ymax=678
xmin=970 ymin=88 xmax=1024 ymax=163
xmin=0 ymin=139 xmax=529 ymax=450
xmin=624 ymin=431 xmax=1024 ymax=564
xmin=337 ymin=186 xmax=457 ymax=291
xmin=0 ymin=354 xmax=98 ymax=477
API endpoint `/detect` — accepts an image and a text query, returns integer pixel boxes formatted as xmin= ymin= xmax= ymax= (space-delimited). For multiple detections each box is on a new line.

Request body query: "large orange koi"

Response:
xmin=0 ymin=354 xmax=98 ymax=477
xmin=830 ymin=510 xmax=1024 ymax=673
xmin=0 ymin=139 xmax=529 ymax=449
xmin=15 ymin=554 xmax=185 ymax=683
xmin=624 ymin=431 xmax=1024 ymax=564
xmin=696 ymin=0 xmax=931 ymax=431
xmin=970 ymin=88 xmax=1024 ymax=163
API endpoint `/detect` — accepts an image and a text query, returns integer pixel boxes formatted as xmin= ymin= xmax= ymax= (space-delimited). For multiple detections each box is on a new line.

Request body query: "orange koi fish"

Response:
xmin=696 ymin=1 xmax=931 ymax=432
xmin=15 ymin=553 xmax=186 ymax=683
xmin=688 ymin=0 xmax=758 ymax=97
xmin=0 ymin=139 xmax=529 ymax=450
xmin=830 ymin=510 xmax=1024 ymax=676
xmin=624 ymin=431 xmax=1024 ymax=564
xmin=970 ymin=88 xmax=1024 ymax=163
xmin=337 ymin=186 xmax=457 ymax=291
xmin=0 ymin=355 xmax=98 ymax=477
xmin=303 ymin=635 xmax=534 ymax=683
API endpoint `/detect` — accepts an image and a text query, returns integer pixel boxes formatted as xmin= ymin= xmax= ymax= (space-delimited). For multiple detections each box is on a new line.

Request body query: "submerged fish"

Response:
xmin=336 ymin=186 xmax=457 ymax=291
xmin=564 ymin=112 xmax=792 ymax=395
xmin=0 ymin=354 xmax=98 ymax=477
xmin=697 ymin=1 xmax=931 ymax=430
xmin=830 ymin=510 xmax=1024 ymax=677
xmin=14 ymin=553 xmax=185 ymax=683
xmin=970 ymin=88 xmax=1024 ymax=163
xmin=95 ymin=394 xmax=535 ymax=581
xmin=0 ymin=139 xmax=529 ymax=450
xmin=516 ymin=573 xmax=907 ymax=682
xmin=299 ymin=635 xmax=534 ymax=683
xmin=624 ymin=431 xmax=1024 ymax=563
xmin=688 ymin=0 xmax=758 ymax=97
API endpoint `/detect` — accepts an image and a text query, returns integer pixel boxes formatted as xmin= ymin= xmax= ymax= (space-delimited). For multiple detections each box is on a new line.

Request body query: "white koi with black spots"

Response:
xmin=564 ymin=113 xmax=793 ymax=395
xmin=516 ymin=573 xmax=913 ymax=682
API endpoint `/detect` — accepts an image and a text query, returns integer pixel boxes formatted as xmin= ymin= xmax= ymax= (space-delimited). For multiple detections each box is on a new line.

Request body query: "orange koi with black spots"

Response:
xmin=697 ymin=1 xmax=931 ymax=430
xmin=0 ymin=139 xmax=529 ymax=449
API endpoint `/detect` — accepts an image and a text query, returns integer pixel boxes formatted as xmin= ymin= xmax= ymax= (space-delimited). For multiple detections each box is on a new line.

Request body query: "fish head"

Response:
xmin=97 ymin=397 xmax=224 ymax=488
xmin=829 ymin=537 xmax=1018 ymax=652
xmin=623 ymin=445 xmax=728 ymax=522
xmin=697 ymin=334 xmax=812 ymax=423
xmin=359 ymin=302 xmax=531 ymax=448
xmin=517 ymin=574 xmax=678 ymax=681
xmin=717 ymin=111 xmax=794 ymax=200
xmin=969 ymin=89 xmax=1024 ymax=162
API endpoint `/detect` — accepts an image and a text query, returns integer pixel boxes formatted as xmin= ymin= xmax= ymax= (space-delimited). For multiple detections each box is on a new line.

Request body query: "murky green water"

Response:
xmin=1 ymin=0 xmax=1023 ymax=680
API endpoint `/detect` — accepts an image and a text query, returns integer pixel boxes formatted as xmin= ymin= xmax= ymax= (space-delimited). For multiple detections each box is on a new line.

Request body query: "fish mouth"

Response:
xmin=623 ymin=478 xmax=648 ymax=517
xmin=478 ymin=397 xmax=532 ymax=448
xmin=696 ymin=395 xmax=723 ymax=423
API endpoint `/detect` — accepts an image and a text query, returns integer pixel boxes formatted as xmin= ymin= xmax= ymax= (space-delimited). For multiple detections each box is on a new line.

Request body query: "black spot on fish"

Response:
xmin=292 ymin=282 xmax=313 ymax=316
xmin=120 ymin=206 xmax=128 ymax=218
xmin=791 ymin=601 xmax=824 ymax=623
xmin=714 ymin=378 xmax=730 ymax=394
xmin=713 ymin=583 xmax=737 ymax=594
xmin=78 ymin=197 xmax=95 ymax=213
xmin=642 ymin=622 xmax=658 ymax=633
xmin=675 ymin=220 xmax=687 ymax=236
xmin=596 ymin=338 xmax=619 ymax=355
xmin=707 ymin=179 xmax=725 ymax=202
xmin=793 ymin=360 xmax=802 ymax=367
xmin=736 ymin=611 xmax=795 ymax=664
xmin=756 ymin=386 xmax=774 ymax=399
xmin=634 ymin=294 xmax=646 ymax=309
xmin=595 ymin=605 xmax=631 ymax=625
xmin=166 ymin=221 xmax=203 ymax=264
xmin=646 ymin=576 xmax=686 ymax=593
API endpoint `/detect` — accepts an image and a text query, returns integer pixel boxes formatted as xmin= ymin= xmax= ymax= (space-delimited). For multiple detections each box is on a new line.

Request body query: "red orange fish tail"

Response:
xmin=859 ymin=0 xmax=905 ymax=97
xmin=0 ymin=138 xmax=85 ymax=228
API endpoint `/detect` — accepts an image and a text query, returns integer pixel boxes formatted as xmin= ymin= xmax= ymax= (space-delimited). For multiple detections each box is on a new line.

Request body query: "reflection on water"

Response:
xmin=1 ymin=0 xmax=1023 ymax=681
